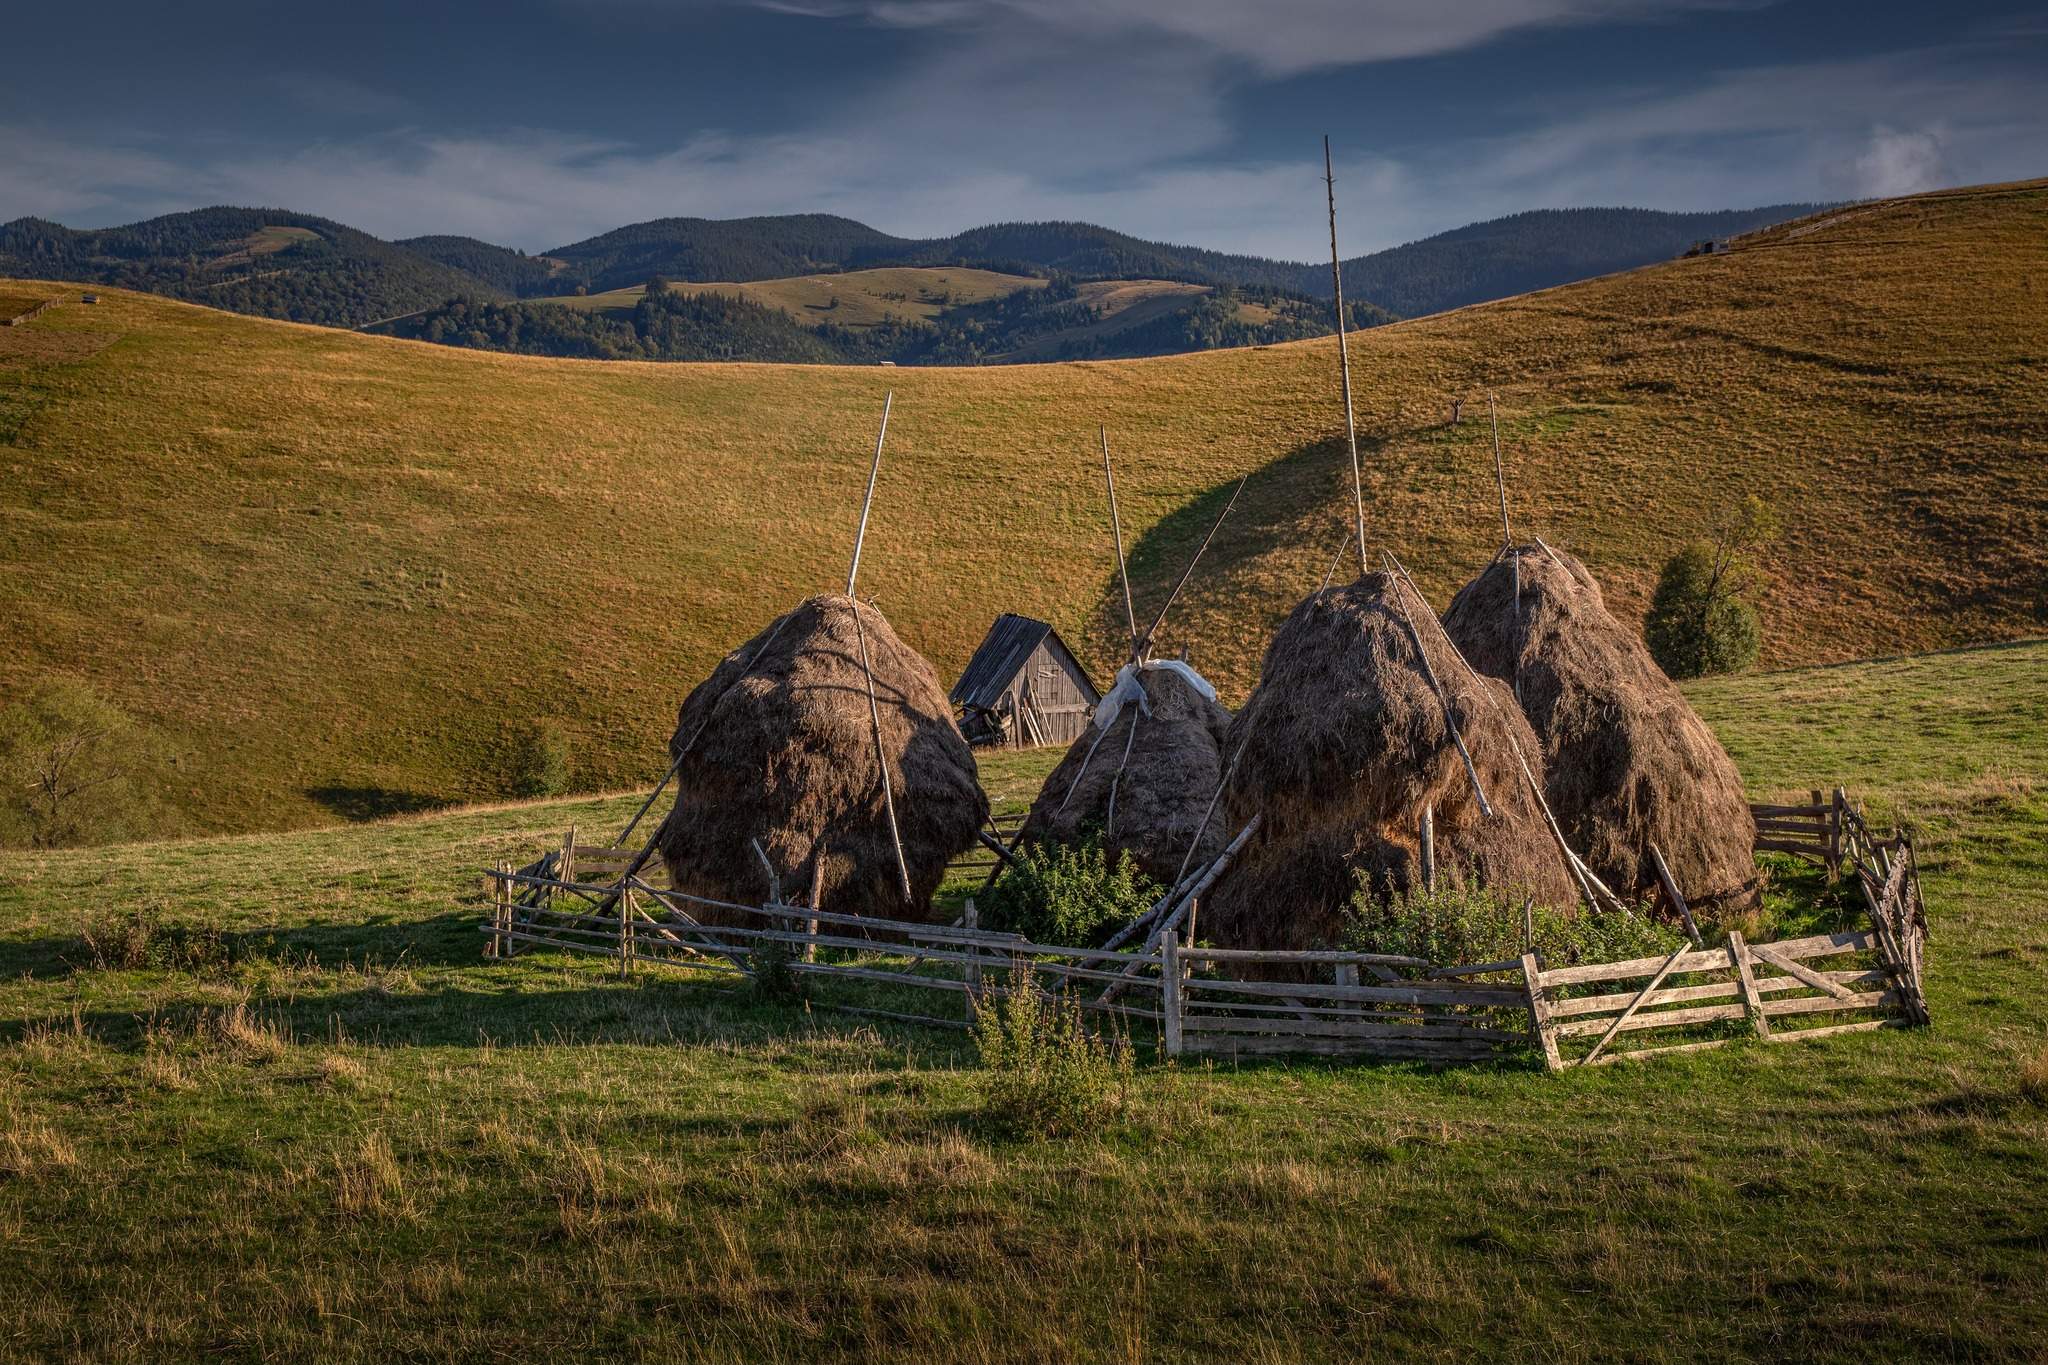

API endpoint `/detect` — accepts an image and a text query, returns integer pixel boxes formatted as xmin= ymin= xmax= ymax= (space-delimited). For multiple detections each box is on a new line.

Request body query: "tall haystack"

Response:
xmin=1443 ymin=544 xmax=1758 ymax=912
xmin=1203 ymin=573 xmax=1578 ymax=954
xmin=1018 ymin=662 xmax=1233 ymax=883
xmin=654 ymin=594 xmax=987 ymax=923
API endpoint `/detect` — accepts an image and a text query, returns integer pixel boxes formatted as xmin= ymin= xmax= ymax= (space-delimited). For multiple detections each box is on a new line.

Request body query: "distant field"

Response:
xmin=1 ymin=179 xmax=2044 ymax=835
xmin=0 ymin=642 xmax=2041 ymax=1361
xmin=541 ymin=266 xmax=1046 ymax=328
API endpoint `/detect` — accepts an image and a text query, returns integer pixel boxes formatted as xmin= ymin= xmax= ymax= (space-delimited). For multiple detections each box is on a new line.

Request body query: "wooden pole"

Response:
xmin=1101 ymin=426 xmax=1139 ymax=661
xmin=1324 ymin=134 xmax=1368 ymax=577
xmin=805 ymin=854 xmax=824 ymax=963
xmin=1317 ymin=522 xmax=1351 ymax=593
xmin=1488 ymin=392 xmax=1513 ymax=553
xmin=962 ymin=898 xmax=982 ymax=1017
xmin=1419 ymin=804 xmax=1435 ymax=895
xmin=1647 ymin=841 xmax=1702 ymax=947
xmin=1134 ymin=475 xmax=1246 ymax=661
xmin=1162 ymin=935 xmax=1184 ymax=1058
xmin=851 ymin=599 xmax=914 ymax=905
xmin=845 ymin=391 xmax=893 ymax=598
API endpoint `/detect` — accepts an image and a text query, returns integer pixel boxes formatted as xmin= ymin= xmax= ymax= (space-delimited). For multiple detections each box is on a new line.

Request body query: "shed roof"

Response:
xmin=950 ymin=614 xmax=1097 ymax=710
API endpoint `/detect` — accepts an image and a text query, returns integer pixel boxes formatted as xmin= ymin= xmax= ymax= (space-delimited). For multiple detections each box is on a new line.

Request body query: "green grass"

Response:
xmin=1 ymin=179 xmax=2043 ymax=842
xmin=0 ymin=642 xmax=2043 ymax=1361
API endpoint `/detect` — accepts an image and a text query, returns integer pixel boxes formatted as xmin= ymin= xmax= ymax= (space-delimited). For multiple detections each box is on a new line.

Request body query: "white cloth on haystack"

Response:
xmin=1090 ymin=660 xmax=1218 ymax=732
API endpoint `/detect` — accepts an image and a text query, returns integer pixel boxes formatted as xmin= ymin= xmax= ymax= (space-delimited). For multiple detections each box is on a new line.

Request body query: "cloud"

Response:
xmin=1846 ymin=127 xmax=1951 ymax=199
xmin=742 ymin=0 xmax=1758 ymax=75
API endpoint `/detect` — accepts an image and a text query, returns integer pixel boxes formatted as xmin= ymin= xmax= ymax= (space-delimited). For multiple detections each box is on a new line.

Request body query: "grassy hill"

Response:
xmin=2 ymin=180 xmax=2043 ymax=836
xmin=0 ymin=641 xmax=2041 ymax=1360
xmin=543 ymin=267 xmax=1050 ymax=328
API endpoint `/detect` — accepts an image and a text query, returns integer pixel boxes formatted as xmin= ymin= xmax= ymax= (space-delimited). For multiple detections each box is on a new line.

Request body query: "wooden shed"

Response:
xmin=950 ymin=614 xmax=1100 ymax=748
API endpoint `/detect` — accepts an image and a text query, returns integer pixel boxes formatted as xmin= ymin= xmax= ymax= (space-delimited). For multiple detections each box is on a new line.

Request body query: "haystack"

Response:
xmin=1018 ymin=662 xmax=1233 ymax=883
xmin=654 ymin=594 xmax=988 ymax=923
xmin=1442 ymin=544 xmax=1758 ymax=912
xmin=1202 ymin=573 xmax=1577 ymax=954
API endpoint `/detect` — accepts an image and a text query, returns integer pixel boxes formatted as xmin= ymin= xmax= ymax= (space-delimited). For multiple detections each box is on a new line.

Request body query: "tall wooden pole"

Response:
xmin=1101 ymin=426 xmax=1139 ymax=663
xmin=845 ymin=391 xmax=893 ymax=597
xmin=851 ymin=599 xmax=914 ymax=905
xmin=1134 ymin=475 xmax=1246 ymax=660
xmin=1324 ymin=135 xmax=1368 ymax=577
xmin=1488 ymin=391 xmax=1512 ymax=553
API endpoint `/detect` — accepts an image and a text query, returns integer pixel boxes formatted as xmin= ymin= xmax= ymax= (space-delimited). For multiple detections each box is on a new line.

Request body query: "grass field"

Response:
xmin=2 ymin=180 xmax=2044 ymax=835
xmin=0 ymin=641 xmax=2041 ymax=1362
xmin=540 ymin=266 xmax=1046 ymax=328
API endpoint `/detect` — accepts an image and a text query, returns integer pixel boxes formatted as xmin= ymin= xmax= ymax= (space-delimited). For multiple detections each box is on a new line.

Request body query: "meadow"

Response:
xmin=2 ymin=180 xmax=2043 ymax=835
xmin=0 ymin=641 xmax=2042 ymax=1362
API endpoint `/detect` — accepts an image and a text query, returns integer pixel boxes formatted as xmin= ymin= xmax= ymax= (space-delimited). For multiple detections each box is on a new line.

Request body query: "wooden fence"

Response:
xmin=477 ymin=784 xmax=1928 ymax=1068
xmin=1 ymin=297 xmax=57 ymax=327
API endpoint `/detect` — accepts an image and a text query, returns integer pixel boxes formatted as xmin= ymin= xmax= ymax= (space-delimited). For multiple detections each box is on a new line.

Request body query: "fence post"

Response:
xmin=1521 ymin=952 xmax=1561 ymax=1071
xmin=619 ymin=883 xmax=632 ymax=979
xmin=962 ymin=899 xmax=982 ymax=1021
xmin=558 ymin=827 xmax=577 ymax=907
xmin=488 ymin=861 xmax=509 ymax=959
xmin=1419 ymin=804 xmax=1436 ymax=895
xmin=805 ymin=858 xmax=824 ymax=964
xmin=1162 ymin=935 xmax=1183 ymax=1058
xmin=1828 ymin=787 xmax=1846 ymax=878
xmin=1726 ymin=931 xmax=1769 ymax=1038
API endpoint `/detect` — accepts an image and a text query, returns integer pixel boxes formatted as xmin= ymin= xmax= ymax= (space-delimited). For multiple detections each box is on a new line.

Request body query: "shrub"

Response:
xmin=971 ymin=973 xmax=1132 ymax=1139
xmin=84 ymin=903 xmax=233 ymax=973
xmin=1341 ymin=880 xmax=1682 ymax=968
xmin=0 ymin=677 xmax=172 ymax=848
xmin=1644 ymin=544 xmax=1763 ymax=678
xmin=981 ymin=835 xmax=1161 ymax=946
xmin=508 ymin=720 xmax=571 ymax=798
xmin=749 ymin=939 xmax=804 ymax=1005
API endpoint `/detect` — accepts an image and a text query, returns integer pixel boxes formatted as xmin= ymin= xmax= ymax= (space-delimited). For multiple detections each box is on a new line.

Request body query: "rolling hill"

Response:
xmin=1 ymin=180 xmax=2041 ymax=836
xmin=0 ymin=209 xmax=497 ymax=328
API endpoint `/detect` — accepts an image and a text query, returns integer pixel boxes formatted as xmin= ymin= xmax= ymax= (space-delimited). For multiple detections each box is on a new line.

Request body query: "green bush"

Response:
xmin=0 ymin=677 xmax=173 ymax=849
xmin=1342 ymin=880 xmax=1682 ymax=968
xmin=85 ymin=903 xmax=233 ymax=973
xmin=971 ymin=973 xmax=1132 ymax=1139
xmin=1644 ymin=543 xmax=1763 ymax=679
xmin=980 ymin=835 xmax=1161 ymax=946
xmin=508 ymin=720 xmax=571 ymax=798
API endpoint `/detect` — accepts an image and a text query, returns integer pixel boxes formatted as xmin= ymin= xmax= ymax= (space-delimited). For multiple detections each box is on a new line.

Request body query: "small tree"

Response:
xmin=508 ymin=720 xmax=571 ymax=798
xmin=1645 ymin=497 xmax=1777 ymax=679
xmin=0 ymin=678 xmax=171 ymax=848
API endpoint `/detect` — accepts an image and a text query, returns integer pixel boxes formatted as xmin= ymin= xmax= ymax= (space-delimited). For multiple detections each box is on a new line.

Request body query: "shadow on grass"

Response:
xmin=307 ymin=784 xmax=451 ymax=821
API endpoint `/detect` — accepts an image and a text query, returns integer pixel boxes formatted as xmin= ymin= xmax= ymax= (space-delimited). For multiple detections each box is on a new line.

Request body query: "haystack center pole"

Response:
xmin=1325 ymin=134 xmax=1369 ymax=577
xmin=1488 ymin=392 xmax=1513 ymax=553
xmin=1135 ymin=475 xmax=1246 ymax=661
xmin=1379 ymin=551 xmax=1495 ymax=819
xmin=1318 ymin=522 xmax=1352 ymax=593
xmin=845 ymin=391 xmax=894 ymax=598
xmin=1102 ymin=426 xmax=1140 ymax=660
xmin=851 ymin=599 xmax=915 ymax=905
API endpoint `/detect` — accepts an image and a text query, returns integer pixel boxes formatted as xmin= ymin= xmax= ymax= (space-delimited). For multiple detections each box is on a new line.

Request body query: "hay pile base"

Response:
xmin=1205 ymin=573 xmax=1577 ymax=954
xmin=1444 ymin=544 xmax=1758 ymax=912
xmin=655 ymin=594 xmax=987 ymax=923
xmin=1019 ymin=665 xmax=1233 ymax=883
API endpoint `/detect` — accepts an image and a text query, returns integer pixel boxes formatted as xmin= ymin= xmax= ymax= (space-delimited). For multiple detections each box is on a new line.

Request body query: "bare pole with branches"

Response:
xmin=1324 ymin=134 xmax=1368 ymax=577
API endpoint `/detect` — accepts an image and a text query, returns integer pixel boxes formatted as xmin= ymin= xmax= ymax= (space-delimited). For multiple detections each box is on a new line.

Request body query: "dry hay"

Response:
xmin=654 ymin=594 xmax=987 ymax=923
xmin=1443 ymin=544 xmax=1759 ymax=912
xmin=1018 ymin=664 xmax=1233 ymax=883
xmin=1204 ymin=573 xmax=1577 ymax=954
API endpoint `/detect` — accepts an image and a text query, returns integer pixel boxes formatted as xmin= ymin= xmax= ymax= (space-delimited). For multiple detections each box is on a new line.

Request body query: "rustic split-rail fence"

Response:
xmin=478 ymin=785 xmax=1927 ymax=1069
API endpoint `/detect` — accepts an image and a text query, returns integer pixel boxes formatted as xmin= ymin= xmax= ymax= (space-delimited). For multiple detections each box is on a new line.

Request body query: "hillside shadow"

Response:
xmin=1 ymin=911 xmax=496 ymax=983
xmin=307 ymin=784 xmax=451 ymax=822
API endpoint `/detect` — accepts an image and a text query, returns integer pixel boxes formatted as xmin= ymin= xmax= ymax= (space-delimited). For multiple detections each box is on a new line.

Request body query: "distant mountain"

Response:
xmin=2 ymin=199 xmax=1827 ymax=352
xmin=1326 ymin=205 xmax=1827 ymax=317
xmin=396 ymin=235 xmax=563 ymax=297
xmin=0 ymin=208 xmax=496 ymax=327
xmin=544 ymin=214 xmax=909 ymax=293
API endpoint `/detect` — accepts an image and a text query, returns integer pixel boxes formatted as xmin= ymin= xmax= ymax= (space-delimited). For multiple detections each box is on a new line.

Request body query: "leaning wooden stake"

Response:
xmin=1101 ymin=426 xmax=1139 ymax=660
xmin=1324 ymin=134 xmax=1369 ymax=576
xmin=845 ymin=391 xmax=893 ymax=597
xmin=1133 ymin=475 xmax=1247 ymax=662
xmin=1647 ymin=841 xmax=1702 ymax=946
xmin=850 ymin=599 xmax=914 ymax=905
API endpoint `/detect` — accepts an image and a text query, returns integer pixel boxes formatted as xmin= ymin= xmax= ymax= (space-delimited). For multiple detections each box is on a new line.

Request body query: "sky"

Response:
xmin=2 ymin=0 xmax=2043 ymax=259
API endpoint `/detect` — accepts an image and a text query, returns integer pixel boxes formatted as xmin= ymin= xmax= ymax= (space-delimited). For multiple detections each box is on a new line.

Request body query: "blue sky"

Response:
xmin=3 ymin=0 xmax=2043 ymax=257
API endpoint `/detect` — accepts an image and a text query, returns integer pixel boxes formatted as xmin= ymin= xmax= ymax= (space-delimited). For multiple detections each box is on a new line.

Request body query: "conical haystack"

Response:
xmin=1019 ymin=663 xmax=1233 ymax=883
xmin=655 ymin=594 xmax=988 ymax=923
xmin=1203 ymin=573 xmax=1578 ymax=954
xmin=1443 ymin=544 xmax=1758 ymax=912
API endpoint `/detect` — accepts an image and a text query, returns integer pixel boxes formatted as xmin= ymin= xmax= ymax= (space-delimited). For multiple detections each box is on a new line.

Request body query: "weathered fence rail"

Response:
xmin=479 ymin=783 xmax=1928 ymax=1068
